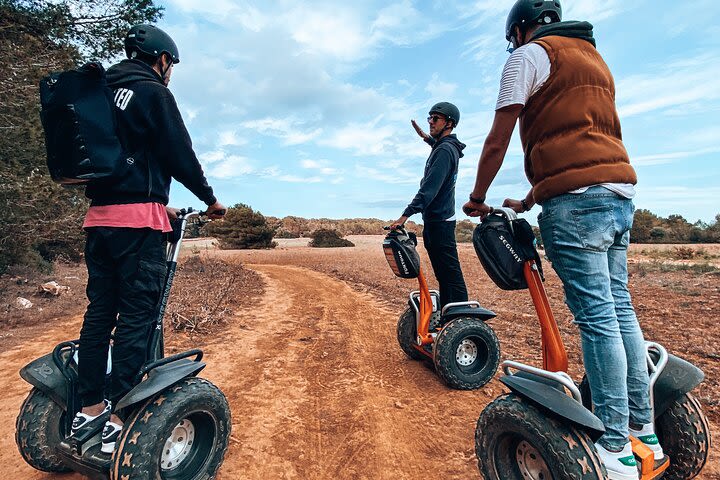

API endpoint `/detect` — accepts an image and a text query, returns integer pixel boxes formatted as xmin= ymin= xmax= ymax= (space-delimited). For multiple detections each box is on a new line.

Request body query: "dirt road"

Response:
xmin=1 ymin=263 xmax=504 ymax=479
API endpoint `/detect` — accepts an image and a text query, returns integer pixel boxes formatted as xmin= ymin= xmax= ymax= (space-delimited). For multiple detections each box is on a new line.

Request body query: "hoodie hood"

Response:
xmin=435 ymin=134 xmax=466 ymax=158
xmin=532 ymin=21 xmax=596 ymax=47
xmin=106 ymin=59 xmax=164 ymax=88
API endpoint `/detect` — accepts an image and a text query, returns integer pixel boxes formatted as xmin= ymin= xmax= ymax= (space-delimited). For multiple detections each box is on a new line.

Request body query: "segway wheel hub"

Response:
xmin=456 ymin=339 xmax=479 ymax=366
xmin=515 ymin=440 xmax=551 ymax=479
xmin=161 ymin=418 xmax=196 ymax=470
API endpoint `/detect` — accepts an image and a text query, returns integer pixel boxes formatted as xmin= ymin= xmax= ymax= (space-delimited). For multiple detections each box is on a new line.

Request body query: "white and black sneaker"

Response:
xmin=70 ymin=400 xmax=111 ymax=435
xmin=101 ymin=420 xmax=123 ymax=454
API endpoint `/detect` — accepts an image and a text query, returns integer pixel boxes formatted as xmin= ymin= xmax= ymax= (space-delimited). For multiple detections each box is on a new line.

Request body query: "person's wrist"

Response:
xmin=520 ymin=199 xmax=529 ymax=212
xmin=469 ymin=193 xmax=485 ymax=204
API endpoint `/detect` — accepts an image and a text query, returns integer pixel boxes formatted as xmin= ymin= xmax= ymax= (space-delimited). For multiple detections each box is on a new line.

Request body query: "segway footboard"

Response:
xmin=441 ymin=302 xmax=496 ymax=322
xmin=500 ymin=361 xmax=605 ymax=440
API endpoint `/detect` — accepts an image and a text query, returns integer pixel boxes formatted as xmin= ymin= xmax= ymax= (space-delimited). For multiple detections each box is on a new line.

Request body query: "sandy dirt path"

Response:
xmin=1 ymin=263 xmax=502 ymax=479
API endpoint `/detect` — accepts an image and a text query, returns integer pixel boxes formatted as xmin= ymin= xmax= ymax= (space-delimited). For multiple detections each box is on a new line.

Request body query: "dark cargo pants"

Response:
xmin=423 ymin=220 xmax=468 ymax=309
xmin=78 ymin=227 xmax=166 ymax=407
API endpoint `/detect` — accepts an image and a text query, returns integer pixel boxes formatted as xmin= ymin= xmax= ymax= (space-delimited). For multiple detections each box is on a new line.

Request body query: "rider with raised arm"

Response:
xmin=391 ymin=102 xmax=468 ymax=315
xmin=72 ymin=24 xmax=225 ymax=454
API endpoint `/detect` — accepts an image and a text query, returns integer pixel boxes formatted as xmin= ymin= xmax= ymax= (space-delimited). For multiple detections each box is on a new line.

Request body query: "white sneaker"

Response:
xmin=100 ymin=420 xmax=123 ymax=454
xmin=629 ymin=423 xmax=665 ymax=461
xmin=595 ymin=442 xmax=639 ymax=480
xmin=70 ymin=400 xmax=111 ymax=435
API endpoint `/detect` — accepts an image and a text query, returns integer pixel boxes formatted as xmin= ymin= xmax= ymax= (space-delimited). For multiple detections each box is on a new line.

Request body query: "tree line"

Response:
xmin=0 ymin=0 xmax=162 ymax=273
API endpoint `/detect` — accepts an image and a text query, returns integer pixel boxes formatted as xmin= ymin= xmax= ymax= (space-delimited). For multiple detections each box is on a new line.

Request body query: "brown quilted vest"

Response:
xmin=520 ymin=35 xmax=636 ymax=204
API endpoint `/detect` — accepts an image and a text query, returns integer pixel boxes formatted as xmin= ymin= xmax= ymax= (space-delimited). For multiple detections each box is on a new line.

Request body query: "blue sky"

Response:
xmin=156 ymin=0 xmax=720 ymax=224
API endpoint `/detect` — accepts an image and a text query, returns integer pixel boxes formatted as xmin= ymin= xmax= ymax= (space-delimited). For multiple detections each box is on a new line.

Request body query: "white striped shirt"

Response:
xmin=496 ymin=43 xmax=551 ymax=110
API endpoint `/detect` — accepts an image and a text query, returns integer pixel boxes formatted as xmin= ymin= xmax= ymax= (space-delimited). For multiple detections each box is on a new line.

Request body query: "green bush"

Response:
xmin=455 ymin=220 xmax=475 ymax=243
xmin=309 ymin=229 xmax=354 ymax=248
xmin=202 ymin=203 xmax=277 ymax=249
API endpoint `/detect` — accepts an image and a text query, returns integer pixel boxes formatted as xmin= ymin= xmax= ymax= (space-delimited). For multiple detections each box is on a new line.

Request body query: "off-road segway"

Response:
xmin=472 ymin=208 xmax=710 ymax=479
xmin=15 ymin=208 xmax=232 ymax=480
xmin=383 ymin=225 xmax=500 ymax=390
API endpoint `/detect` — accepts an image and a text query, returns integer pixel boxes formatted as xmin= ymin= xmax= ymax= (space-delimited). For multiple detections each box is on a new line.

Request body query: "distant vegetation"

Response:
xmin=267 ymin=216 xmax=424 ymax=238
xmin=202 ymin=204 xmax=277 ymax=250
xmin=308 ymin=229 xmax=355 ymax=248
xmin=630 ymin=210 xmax=720 ymax=243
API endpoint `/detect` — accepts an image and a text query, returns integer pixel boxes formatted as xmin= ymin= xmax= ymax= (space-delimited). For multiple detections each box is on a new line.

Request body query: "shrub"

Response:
xmin=455 ymin=220 xmax=475 ymax=243
xmin=309 ymin=229 xmax=354 ymax=248
xmin=274 ymin=228 xmax=300 ymax=239
xmin=672 ymin=246 xmax=697 ymax=260
xmin=202 ymin=203 xmax=277 ymax=249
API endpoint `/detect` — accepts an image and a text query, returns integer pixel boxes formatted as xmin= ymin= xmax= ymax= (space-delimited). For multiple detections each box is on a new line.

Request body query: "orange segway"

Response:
xmin=383 ymin=225 xmax=500 ymax=390
xmin=472 ymin=208 xmax=710 ymax=479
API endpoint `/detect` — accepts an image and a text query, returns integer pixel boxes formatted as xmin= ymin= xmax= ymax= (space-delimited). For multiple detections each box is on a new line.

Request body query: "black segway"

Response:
xmin=383 ymin=225 xmax=500 ymax=390
xmin=15 ymin=208 xmax=232 ymax=480
xmin=471 ymin=208 xmax=710 ymax=479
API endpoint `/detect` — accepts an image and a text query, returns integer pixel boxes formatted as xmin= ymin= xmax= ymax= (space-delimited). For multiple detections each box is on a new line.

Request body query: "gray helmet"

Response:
xmin=429 ymin=102 xmax=460 ymax=127
xmin=506 ymin=0 xmax=562 ymax=41
xmin=124 ymin=24 xmax=180 ymax=64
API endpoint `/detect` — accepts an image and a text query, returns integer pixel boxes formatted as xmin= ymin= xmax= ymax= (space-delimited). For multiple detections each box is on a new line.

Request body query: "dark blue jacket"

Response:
xmin=403 ymin=134 xmax=465 ymax=222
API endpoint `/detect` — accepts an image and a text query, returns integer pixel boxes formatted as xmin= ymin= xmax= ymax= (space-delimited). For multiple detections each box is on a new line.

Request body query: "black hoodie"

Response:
xmin=402 ymin=134 xmax=465 ymax=222
xmin=532 ymin=21 xmax=595 ymax=46
xmin=85 ymin=59 xmax=216 ymax=206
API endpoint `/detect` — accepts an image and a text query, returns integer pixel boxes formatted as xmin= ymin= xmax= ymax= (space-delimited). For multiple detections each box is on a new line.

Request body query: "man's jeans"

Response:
xmin=538 ymin=186 xmax=652 ymax=450
xmin=423 ymin=220 xmax=468 ymax=309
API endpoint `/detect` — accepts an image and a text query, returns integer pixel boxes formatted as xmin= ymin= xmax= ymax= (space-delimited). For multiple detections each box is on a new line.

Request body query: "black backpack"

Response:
xmin=383 ymin=228 xmax=421 ymax=279
xmin=39 ymin=62 xmax=130 ymax=184
xmin=473 ymin=210 xmax=544 ymax=290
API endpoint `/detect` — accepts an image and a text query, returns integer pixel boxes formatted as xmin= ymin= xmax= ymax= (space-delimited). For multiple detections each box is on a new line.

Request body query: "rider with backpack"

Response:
xmin=70 ymin=24 xmax=225 ymax=454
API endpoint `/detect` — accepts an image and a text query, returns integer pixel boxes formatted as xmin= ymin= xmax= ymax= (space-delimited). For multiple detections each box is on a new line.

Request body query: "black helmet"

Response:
xmin=124 ymin=24 xmax=180 ymax=64
xmin=506 ymin=0 xmax=562 ymax=41
xmin=429 ymin=102 xmax=460 ymax=127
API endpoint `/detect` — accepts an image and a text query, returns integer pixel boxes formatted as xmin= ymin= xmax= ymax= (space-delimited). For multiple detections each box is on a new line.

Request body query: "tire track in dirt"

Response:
xmin=201 ymin=264 xmax=492 ymax=479
xmin=0 ymin=264 xmax=494 ymax=479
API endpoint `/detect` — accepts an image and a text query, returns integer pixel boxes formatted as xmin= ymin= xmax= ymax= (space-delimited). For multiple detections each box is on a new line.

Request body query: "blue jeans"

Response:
xmin=538 ymin=186 xmax=652 ymax=450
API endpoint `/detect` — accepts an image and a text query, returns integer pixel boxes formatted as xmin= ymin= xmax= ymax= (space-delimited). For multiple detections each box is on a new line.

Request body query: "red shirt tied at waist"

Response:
xmin=83 ymin=203 xmax=172 ymax=232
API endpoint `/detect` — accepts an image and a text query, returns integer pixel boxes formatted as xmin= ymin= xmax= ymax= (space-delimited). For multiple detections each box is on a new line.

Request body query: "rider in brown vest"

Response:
xmin=463 ymin=2 xmax=663 ymax=478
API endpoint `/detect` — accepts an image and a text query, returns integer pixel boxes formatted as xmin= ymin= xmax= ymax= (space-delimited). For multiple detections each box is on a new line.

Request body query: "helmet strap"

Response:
xmin=159 ymin=53 xmax=171 ymax=83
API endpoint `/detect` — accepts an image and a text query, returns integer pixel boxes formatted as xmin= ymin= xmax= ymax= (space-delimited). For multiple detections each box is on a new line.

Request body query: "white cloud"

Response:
xmin=300 ymin=159 xmax=340 ymax=176
xmin=218 ymin=130 xmax=247 ymax=147
xmin=563 ymin=0 xmax=631 ymax=22
xmin=632 ymin=147 xmax=720 ymax=167
xmin=207 ymin=155 xmax=255 ymax=178
xmin=617 ymin=53 xmax=720 ymax=118
xmin=425 ymin=73 xmax=458 ymax=98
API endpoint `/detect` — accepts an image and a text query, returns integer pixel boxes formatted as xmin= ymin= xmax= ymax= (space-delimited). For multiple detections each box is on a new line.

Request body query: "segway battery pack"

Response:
xmin=473 ymin=214 xmax=543 ymax=290
xmin=383 ymin=230 xmax=421 ymax=279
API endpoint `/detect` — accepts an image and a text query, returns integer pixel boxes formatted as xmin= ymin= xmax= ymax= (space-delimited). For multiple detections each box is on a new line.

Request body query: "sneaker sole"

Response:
xmin=101 ymin=442 xmax=116 ymax=454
